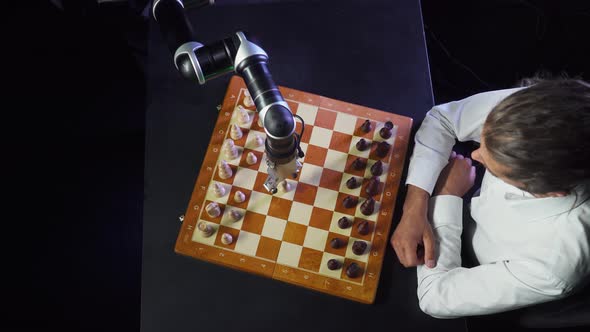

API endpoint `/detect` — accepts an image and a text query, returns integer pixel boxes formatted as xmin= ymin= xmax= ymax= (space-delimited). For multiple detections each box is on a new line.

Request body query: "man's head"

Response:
xmin=471 ymin=79 xmax=590 ymax=196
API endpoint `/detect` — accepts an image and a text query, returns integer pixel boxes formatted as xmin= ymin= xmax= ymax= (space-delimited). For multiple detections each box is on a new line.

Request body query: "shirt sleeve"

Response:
xmin=406 ymin=87 xmax=524 ymax=194
xmin=416 ymin=195 xmax=568 ymax=319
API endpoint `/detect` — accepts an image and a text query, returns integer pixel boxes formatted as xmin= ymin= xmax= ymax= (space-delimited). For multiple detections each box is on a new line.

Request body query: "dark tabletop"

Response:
xmin=143 ymin=1 xmax=465 ymax=331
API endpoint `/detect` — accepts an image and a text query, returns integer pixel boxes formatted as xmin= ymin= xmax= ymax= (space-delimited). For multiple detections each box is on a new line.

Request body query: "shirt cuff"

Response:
xmin=428 ymin=195 xmax=463 ymax=227
xmin=406 ymin=156 xmax=448 ymax=194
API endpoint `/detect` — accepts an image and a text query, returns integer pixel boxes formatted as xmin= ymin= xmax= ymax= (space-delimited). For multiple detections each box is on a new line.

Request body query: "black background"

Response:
xmin=11 ymin=0 xmax=589 ymax=331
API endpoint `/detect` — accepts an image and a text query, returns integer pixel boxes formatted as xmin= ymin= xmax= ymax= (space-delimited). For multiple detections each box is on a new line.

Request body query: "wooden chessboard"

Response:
xmin=175 ymin=76 xmax=412 ymax=303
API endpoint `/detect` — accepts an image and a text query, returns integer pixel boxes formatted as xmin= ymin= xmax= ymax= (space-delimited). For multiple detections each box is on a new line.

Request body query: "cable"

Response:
xmin=294 ymin=114 xmax=305 ymax=158
xmin=294 ymin=114 xmax=304 ymax=138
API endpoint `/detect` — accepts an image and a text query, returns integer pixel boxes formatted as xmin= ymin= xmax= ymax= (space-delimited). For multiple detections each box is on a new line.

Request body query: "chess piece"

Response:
xmin=230 ymin=209 xmax=243 ymax=222
xmin=218 ymin=160 xmax=233 ymax=179
xmin=360 ymin=198 xmax=375 ymax=215
xmin=343 ymin=196 xmax=358 ymax=209
xmin=221 ymin=233 xmax=233 ymax=245
xmin=197 ymin=221 xmax=215 ymax=238
xmin=237 ymin=106 xmax=250 ymax=125
xmin=213 ymin=183 xmax=226 ymax=197
xmin=352 ymin=240 xmax=367 ymax=255
xmin=254 ymin=134 xmax=264 ymax=147
xmin=351 ymin=157 xmax=366 ymax=170
xmin=360 ymin=119 xmax=372 ymax=133
xmin=206 ymin=202 xmax=221 ymax=218
xmin=356 ymin=138 xmax=369 ymax=151
xmin=222 ymin=139 xmax=239 ymax=160
xmin=243 ymin=94 xmax=254 ymax=107
xmin=327 ymin=259 xmax=341 ymax=270
xmin=379 ymin=120 xmax=394 ymax=139
xmin=230 ymin=124 xmax=243 ymax=140
xmin=357 ymin=220 xmax=370 ymax=235
xmin=376 ymin=141 xmax=390 ymax=158
xmin=370 ymin=160 xmax=383 ymax=176
xmin=346 ymin=177 xmax=359 ymax=189
xmin=234 ymin=190 xmax=246 ymax=203
xmin=365 ymin=176 xmax=381 ymax=196
xmin=338 ymin=216 xmax=352 ymax=229
xmin=281 ymin=180 xmax=292 ymax=192
xmin=346 ymin=262 xmax=361 ymax=278
xmin=246 ymin=151 xmax=258 ymax=165
xmin=330 ymin=238 xmax=344 ymax=249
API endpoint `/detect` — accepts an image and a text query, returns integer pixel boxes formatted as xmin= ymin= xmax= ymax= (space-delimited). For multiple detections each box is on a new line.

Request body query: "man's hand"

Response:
xmin=433 ymin=153 xmax=476 ymax=197
xmin=391 ymin=185 xmax=436 ymax=268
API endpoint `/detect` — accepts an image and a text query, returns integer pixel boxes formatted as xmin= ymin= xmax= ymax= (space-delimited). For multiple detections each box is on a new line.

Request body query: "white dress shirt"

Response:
xmin=405 ymin=87 xmax=590 ymax=318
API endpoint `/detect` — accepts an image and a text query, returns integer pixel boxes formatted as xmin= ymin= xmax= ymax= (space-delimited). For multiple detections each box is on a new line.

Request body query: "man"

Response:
xmin=391 ymin=79 xmax=590 ymax=318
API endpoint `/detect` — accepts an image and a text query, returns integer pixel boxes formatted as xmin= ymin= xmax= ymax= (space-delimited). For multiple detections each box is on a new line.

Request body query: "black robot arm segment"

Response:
xmin=153 ymin=0 xmax=239 ymax=83
xmin=152 ymin=0 xmax=303 ymax=193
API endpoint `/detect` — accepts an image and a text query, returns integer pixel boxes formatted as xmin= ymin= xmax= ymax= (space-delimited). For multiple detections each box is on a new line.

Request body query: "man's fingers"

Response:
xmin=423 ymin=227 xmax=436 ymax=268
xmin=397 ymin=247 xmax=410 ymax=267
xmin=470 ymin=165 xmax=476 ymax=182
xmin=416 ymin=257 xmax=425 ymax=265
xmin=391 ymin=235 xmax=407 ymax=266
xmin=456 ymin=153 xmax=465 ymax=160
xmin=394 ymin=239 xmax=420 ymax=267
xmin=449 ymin=151 xmax=457 ymax=160
xmin=416 ymin=244 xmax=425 ymax=265
xmin=393 ymin=247 xmax=404 ymax=266
xmin=402 ymin=244 xmax=420 ymax=267
xmin=465 ymin=157 xmax=472 ymax=167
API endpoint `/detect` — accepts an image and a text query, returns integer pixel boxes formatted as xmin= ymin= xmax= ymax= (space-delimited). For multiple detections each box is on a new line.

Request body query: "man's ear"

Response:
xmin=535 ymin=191 xmax=568 ymax=198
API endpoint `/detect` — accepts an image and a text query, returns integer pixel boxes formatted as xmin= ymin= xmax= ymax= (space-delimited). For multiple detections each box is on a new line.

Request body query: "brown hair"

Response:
xmin=483 ymin=79 xmax=590 ymax=195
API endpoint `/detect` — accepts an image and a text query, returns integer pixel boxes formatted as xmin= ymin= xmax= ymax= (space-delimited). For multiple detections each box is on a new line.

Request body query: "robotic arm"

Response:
xmin=152 ymin=0 xmax=304 ymax=194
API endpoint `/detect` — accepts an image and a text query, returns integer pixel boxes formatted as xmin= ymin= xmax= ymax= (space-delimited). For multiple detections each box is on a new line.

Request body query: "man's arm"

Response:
xmin=417 ymin=195 xmax=567 ymax=318
xmin=392 ymin=87 xmax=524 ymax=268
xmin=406 ymin=87 xmax=523 ymax=194
xmin=416 ymin=155 xmax=567 ymax=318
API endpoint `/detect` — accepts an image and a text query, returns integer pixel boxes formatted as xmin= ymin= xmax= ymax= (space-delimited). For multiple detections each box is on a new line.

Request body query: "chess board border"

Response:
xmin=175 ymin=76 xmax=413 ymax=303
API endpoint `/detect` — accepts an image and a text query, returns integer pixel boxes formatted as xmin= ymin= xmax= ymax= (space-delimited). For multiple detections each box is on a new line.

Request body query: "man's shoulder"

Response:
xmin=458 ymin=86 xmax=525 ymax=104
xmin=549 ymin=203 xmax=590 ymax=291
xmin=433 ymin=87 xmax=526 ymax=112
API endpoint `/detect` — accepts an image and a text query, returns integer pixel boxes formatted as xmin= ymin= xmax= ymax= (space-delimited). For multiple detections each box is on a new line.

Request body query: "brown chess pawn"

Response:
xmin=376 ymin=141 xmax=390 ymax=158
xmin=346 ymin=177 xmax=359 ymax=189
xmin=360 ymin=197 xmax=375 ymax=215
xmin=379 ymin=120 xmax=394 ymax=139
xmin=357 ymin=220 xmax=370 ymax=235
xmin=356 ymin=138 xmax=369 ymax=151
xmin=365 ymin=176 xmax=381 ymax=196
xmin=370 ymin=160 xmax=383 ymax=176
xmin=351 ymin=157 xmax=366 ymax=171
xmin=360 ymin=119 xmax=372 ymax=133
xmin=343 ymin=196 xmax=358 ymax=209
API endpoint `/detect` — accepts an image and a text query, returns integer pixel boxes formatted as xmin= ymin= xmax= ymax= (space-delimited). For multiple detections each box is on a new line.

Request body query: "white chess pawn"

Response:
xmin=254 ymin=134 xmax=264 ymax=147
xmin=246 ymin=152 xmax=258 ymax=165
xmin=197 ymin=221 xmax=215 ymax=237
xmin=206 ymin=202 xmax=221 ymax=218
xmin=221 ymin=233 xmax=233 ymax=245
xmin=230 ymin=124 xmax=243 ymax=140
xmin=212 ymin=183 xmax=226 ymax=197
xmin=218 ymin=160 xmax=233 ymax=179
xmin=281 ymin=180 xmax=292 ymax=193
xmin=243 ymin=94 xmax=254 ymax=107
xmin=230 ymin=209 xmax=243 ymax=222
xmin=236 ymin=105 xmax=250 ymax=125
xmin=222 ymin=139 xmax=239 ymax=160
xmin=234 ymin=190 xmax=246 ymax=203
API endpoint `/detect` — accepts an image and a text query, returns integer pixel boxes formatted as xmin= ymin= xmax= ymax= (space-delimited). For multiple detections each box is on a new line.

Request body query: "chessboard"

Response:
xmin=175 ymin=76 xmax=412 ymax=303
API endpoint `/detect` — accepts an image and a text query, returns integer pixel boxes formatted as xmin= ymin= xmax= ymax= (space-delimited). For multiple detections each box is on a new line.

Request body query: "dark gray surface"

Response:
xmin=143 ymin=1 xmax=464 ymax=331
